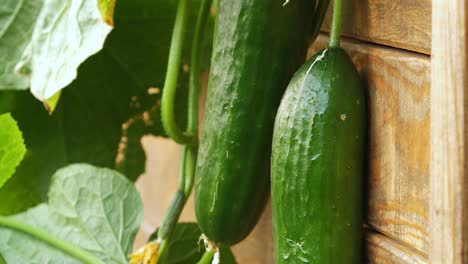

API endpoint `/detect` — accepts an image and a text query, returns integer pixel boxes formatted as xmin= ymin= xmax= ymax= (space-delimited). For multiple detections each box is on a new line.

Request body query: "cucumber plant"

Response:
xmin=155 ymin=0 xmax=210 ymax=261
xmin=271 ymin=0 xmax=366 ymax=262
xmin=0 ymin=0 xmax=342 ymax=262
xmin=0 ymin=0 xmax=230 ymax=263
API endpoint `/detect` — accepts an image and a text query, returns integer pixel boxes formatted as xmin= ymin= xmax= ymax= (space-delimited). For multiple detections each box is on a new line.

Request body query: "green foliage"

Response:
xmin=0 ymin=0 xmax=213 ymax=215
xmin=0 ymin=0 xmax=44 ymax=90
xmin=0 ymin=164 xmax=143 ymax=264
xmin=149 ymin=223 xmax=237 ymax=264
xmin=0 ymin=0 xmax=220 ymax=261
xmin=0 ymin=0 xmax=113 ymax=100
xmin=0 ymin=113 xmax=26 ymax=189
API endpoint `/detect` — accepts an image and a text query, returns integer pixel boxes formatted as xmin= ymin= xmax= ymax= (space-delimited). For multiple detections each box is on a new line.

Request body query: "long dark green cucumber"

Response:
xmin=271 ymin=48 xmax=366 ymax=263
xmin=195 ymin=0 xmax=316 ymax=247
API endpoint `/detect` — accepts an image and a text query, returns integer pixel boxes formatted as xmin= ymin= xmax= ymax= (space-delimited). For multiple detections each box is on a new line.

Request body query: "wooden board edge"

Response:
xmin=320 ymin=0 xmax=432 ymax=55
xmin=366 ymin=230 xmax=428 ymax=263
xmin=310 ymin=33 xmax=430 ymax=60
xmin=430 ymin=0 xmax=468 ymax=263
xmin=319 ymin=29 xmax=431 ymax=56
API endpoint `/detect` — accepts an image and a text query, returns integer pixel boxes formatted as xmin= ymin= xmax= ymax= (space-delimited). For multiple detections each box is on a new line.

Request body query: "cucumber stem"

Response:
xmin=158 ymin=0 xmax=212 ymax=260
xmin=197 ymin=250 xmax=215 ymax=264
xmin=157 ymin=239 xmax=170 ymax=263
xmin=161 ymin=0 xmax=194 ymax=144
xmin=157 ymin=128 xmax=199 ymax=262
xmin=0 ymin=216 xmax=104 ymax=264
xmin=188 ymin=0 xmax=212 ymax=138
xmin=157 ymin=149 xmax=188 ymax=261
xmin=182 ymin=145 xmax=198 ymax=195
xmin=329 ymin=0 xmax=343 ymax=48
xmin=158 ymin=191 xmax=186 ymax=240
xmin=177 ymin=146 xmax=189 ymax=191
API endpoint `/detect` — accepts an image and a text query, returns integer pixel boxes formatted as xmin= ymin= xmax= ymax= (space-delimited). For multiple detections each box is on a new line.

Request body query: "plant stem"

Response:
xmin=161 ymin=0 xmax=194 ymax=144
xmin=157 ymin=143 xmax=198 ymax=261
xmin=158 ymin=0 xmax=212 ymax=260
xmin=183 ymin=145 xmax=198 ymax=196
xmin=0 ymin=216 xmax=104 ymax=264
xmin=188 ymin=0 xmax=212 ymax=138
xmin=157 ymin=149 xmax=186 ymax=261
xmin=197 ymin=250 xmax=215 ymax=264
xmin=158 ymin=191 xmax=186 ymax=240
xmin=157 ymin=239 xmax=170 ymax=263
xmin=177 ymin=146 xmax=189 ymax=190
xmin=328 ymin=0 xmax=343 ymax=48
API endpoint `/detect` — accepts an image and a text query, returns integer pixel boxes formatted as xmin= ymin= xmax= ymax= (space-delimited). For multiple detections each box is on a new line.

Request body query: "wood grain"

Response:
xmin=366 ymin=230 xmax=428 ymax=263
xmin=430 ymin=0 xmax=468 ymax=263
xmin=310 ymin=34 xmax=431 ymax=254
xmin=321 ymin=0 xmax=431 ymax=54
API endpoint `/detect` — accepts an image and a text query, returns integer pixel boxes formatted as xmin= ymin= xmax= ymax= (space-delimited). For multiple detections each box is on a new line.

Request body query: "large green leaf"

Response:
xmin=0 ymin=113 xmax=26 ymax=189
xmin=0 ymin=0 xmax=43 ymax=90
xmin=0 ymin=163 xmax=143 ymax=264
xmin=0 ymin=0 xmax=114 ymax=101
xmin=149 ymin=223 xmax=237 ymax=264
xmin=0 ymin=0 xmax=213 ymax=215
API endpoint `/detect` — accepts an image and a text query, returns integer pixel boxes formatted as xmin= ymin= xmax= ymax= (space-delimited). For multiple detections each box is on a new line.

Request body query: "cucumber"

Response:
xmin=271 ymin=47 xmax=366 ymax=263
xmin=195 ymin=0 xmax=317 ymax=247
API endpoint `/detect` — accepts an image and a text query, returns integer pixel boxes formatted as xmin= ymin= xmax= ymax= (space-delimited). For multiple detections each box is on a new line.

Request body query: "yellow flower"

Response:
xmin=129 ymin=241 xmax=159 ymax=264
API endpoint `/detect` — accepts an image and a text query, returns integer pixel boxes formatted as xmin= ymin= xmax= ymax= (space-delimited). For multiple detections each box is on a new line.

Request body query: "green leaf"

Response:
xmin=0 ymin=113 xmax=26 ymax=189
xmin=0 ymin=91 xmax=66 ymax=215
xmin=43 ymin=90 xmax=61 ymax=114
xmin=0 ymin=0 xmax=114 ymax=101
xmin=219 ymin=248 xmax=237 ymax=264
xmin=149 ymin=223 xmax=237 ymax=264
xmin=0 ymin=163 xmax=143 ymax=264
xmin=98 ymin=0 xmax=116 ymax=26
xmin=0 ymin=0 xmax=43 ymax=91
xmin=0 ymin=0 xmax=214 ymax=215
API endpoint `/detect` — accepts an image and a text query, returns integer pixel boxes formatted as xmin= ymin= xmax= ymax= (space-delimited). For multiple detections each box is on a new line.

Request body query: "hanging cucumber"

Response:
xmin=195 ymin=0 xmax=329 ymax=247
xmin=271 ymin=0 xmax=365 ymax=263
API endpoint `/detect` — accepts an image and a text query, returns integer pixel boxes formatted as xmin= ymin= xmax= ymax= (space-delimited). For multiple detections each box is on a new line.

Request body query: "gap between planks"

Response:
xmin=318 ymin=31 xmax=431 ymax=58
xmin=366 ymin=229 xmax=428 ymax=264
xmin=321 ymin=0 xmax=431 ymax=55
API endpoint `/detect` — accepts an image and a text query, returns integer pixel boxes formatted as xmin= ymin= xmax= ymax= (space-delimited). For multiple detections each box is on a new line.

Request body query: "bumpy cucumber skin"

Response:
xmin=195 ymin=0 xmax=314 ymax=247
xmin=271 ymin=48 xmax=366 ymax=263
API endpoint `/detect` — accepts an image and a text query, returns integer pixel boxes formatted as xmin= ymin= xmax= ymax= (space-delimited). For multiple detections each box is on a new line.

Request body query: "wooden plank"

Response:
xmin=430 ymin=0 xmax=468 ymax=263
xmin=309 ymin=34 xmax=431 ymax=253
xmin=366 ymin=230 xmax=428 ymax=264
xmin=321 ymin=0 xmax=431 ymax=54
